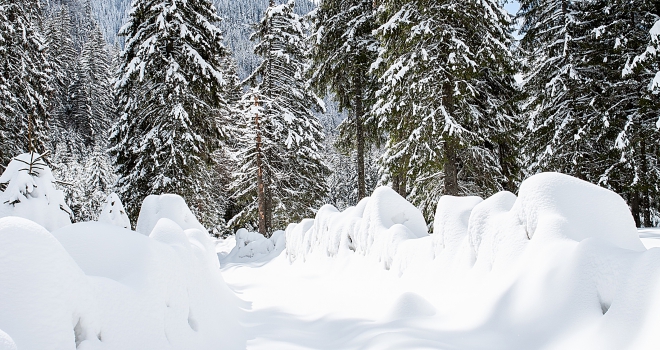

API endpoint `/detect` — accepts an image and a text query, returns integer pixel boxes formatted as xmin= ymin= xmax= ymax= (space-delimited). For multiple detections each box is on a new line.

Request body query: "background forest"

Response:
xmin=0 ymin=0 xmax=658 ymax=236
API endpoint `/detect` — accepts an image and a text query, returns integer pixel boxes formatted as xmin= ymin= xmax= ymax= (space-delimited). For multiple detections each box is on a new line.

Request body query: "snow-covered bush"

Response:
xmin=222 ymin=229 xmax=286 ymax=263
xmin=136 ymin=194 xmax=207 ymax=235
xmin=286 ymin=186 xmax=428 ymax=268
xmin=0 ymin=153 xmax=72 ymax=231
xmin=285 ymin=172 xmax=660 ymax=348
xmin=98 ymin=193 xmax=131 ymax=229
xmin=0 ymin=195 xmax=244 ymax=348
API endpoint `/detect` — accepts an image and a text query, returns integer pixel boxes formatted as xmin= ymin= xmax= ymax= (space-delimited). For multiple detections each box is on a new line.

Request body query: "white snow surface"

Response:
xmin=4 ymin=172 xmax=660 ymax=349
xmin=220 ymin=229 xmax=286 ymax=264
xmin=271 ymin=172 xmax=660 ymax=349
xmin=98 ymin=193 xmax=131 ymax=229
xmin=0 ymin=153 xmax=72 ymax=231
xmin=0 ymin=194 xmax=244 ymax=349
xmin=135 ymin=194 xmax=206 ymax=235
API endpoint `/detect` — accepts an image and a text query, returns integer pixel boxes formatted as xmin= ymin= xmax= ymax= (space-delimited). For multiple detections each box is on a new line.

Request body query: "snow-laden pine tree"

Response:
xmin=517 ymin=0 xmax=601 ymax=180
xmin=80 ymin=144 xmax=116 ymax=221
xmin=0 ymin=0 xmax=51 ymax=165
xmin=520 ymin=0 xmax=660 ymax=226
xmin=231 ymin=0 xmax=329 ymax=235
xmin=582 ymin=0 xmax=660 ymax=227
xmin=79 ymin=24 xmax=115 ymax=145
xmin=373 ymin=0 xmax=518 ymax=220
xmin=45 ymin=5 xmax=78 ymax=135
xmin=309 ymin=0 xmax=379 ymax=200
xmin=111 ymin=0 xmax=232 ymax=224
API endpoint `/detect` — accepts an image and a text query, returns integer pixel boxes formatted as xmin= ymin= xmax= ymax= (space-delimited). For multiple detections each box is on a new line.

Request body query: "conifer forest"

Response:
xmin=1 ymin=0 xmax=659 ymax=235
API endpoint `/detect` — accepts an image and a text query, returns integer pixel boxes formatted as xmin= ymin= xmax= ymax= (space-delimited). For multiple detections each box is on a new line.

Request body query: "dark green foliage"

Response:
xmin=110 ymin=0 xmax=232 ymax=225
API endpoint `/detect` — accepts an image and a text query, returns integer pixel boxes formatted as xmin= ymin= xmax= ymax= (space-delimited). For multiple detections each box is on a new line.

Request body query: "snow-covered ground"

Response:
xmin=639 ymin=228 xmax=660 ymax=249
xmin=216 ymin=173 xmax=660 ymax=349
xmin=2 ymin=158 xmax=660 ymax=349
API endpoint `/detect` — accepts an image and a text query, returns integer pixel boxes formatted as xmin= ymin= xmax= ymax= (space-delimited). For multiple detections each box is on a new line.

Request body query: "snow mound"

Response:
xmin=136 ymin=194 xmax=206 ymax=235
xmin=513 ymin=172 xmax=645 ymax=251
xmin=285 ymin=172 xmax=658 ymax=349
xmin=0 ymin=153 xmax=72 ymax=231
xmin=53 ymin=221 xmax=243 ymax=349
xmin=98 ymin=193 xmax=131 ymax=229
xmin=388 ymin=292 xmax=436 ymax=319
xmin=0 ymin=198 xmax=243 ymax=348
xmin=432 ymin=195 xmax=483 ymax=254
xmin=222 ymin=229 xmax=286 ymax=264
xmin=287 ymin=186 xmax=428 ymax=268
xmin=0 ymin=217 xmax=101 ymax=349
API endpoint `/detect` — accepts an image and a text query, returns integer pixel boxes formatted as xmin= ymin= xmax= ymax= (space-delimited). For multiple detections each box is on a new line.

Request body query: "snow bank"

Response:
xmin=0 ymin=153 xmax=72 ymax=231
xmin=0 ymin=217 xmax=101 ymax=350
xmin=286 ymin=186 xmax=428 ymax=268
xmin=136 ymin=194 xmax=206 ymax=235
xmin=0 ymin=194 xmax=243 ymax=349
xmin=286 ymin=172 xmax=660 ymax=348
xmin=98 ymin=193 xmax=131 ymax=229
xmin=221 ymin=229 xmax=286 ymax=264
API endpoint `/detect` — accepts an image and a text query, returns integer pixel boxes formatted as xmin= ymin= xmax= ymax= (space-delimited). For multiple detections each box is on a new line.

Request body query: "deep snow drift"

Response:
xmin=280 ymin=173 xmax=660 ymax=349
xmin=0 ymin=196 xmax=244 ymax=349
xmin=2 ymin=169 xmax=660 ymax=349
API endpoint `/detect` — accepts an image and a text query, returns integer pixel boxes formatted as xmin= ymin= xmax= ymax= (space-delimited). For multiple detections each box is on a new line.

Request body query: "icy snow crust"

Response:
xmin=0 ymin=195 xmax=244 ymax=349
xmin=283 ymin=172 xmax=659 ymax=349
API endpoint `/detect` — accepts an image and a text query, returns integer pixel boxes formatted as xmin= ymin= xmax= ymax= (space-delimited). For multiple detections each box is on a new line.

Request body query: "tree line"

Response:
xmin=0 ymin=0 xmax=658 ymax=235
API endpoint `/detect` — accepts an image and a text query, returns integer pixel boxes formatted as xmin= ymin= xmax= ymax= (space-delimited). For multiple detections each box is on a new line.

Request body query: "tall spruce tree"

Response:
xmin=308 ymin=0 xmax=379 ymax=200
xmin=231 ymin=0 xmax=329 ymax=235
xmin=518 ymin=0 xmax=598 ymax=180
xmin=45 ymin=5 xmax=78 ymax=137
xmin=373 ymin=0 xmax=518 ymax=220
xmin=111 ymin=0 xmax=232 ymax=225
xmin=520 ymin=0 xmax=660 ymax=226
xmin=77 ymin=24 xmax=115 ymax=145
xmin=587 ymin=0 xmax=660 ymax=226
xmin=0 ymin=0 xmax=51 ymax=164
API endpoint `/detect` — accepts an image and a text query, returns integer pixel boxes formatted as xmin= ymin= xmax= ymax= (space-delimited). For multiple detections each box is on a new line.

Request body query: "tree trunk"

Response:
xmin=355 ymin=79 xmax=366 ymax=200
xmin=254 ymin=96 xmax=267 ymax=236
xmin=641 ymin=139 xmax=652 ymax=227
xmin=264 ymin=166 xmax=273 ymax=237
xmin=392 ymin=174 xmax=400 ymax=194
xmin=631 ymin=191 xmax=641 ymax=228
xmin=399 ymin=169 xmax=407 ymax=198
xmin=443 ymin=81 xmax=459 ymax=196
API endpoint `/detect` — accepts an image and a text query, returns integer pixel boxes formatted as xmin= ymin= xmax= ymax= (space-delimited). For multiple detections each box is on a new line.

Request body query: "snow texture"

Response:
xmin=98 ymin=193 xmax=131 ymax=229
xmin=135 ymin=194 xmax=207 ymax=235
xmin=0 ymin=197 xmax=243 ymax=348
xmin=286 ymin=186 xmax=428 ymax=269
xmin=0 ymin=153 xmax=72 ymax=231
xmin=284 ymin=172 xmax=660 ymax=348
xmin=220 ymin=229 xmax=286 ymax=264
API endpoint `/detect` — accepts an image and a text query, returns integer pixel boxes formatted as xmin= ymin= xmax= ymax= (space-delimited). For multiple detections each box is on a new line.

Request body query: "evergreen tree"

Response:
xmin=79 ymin=24 xmax=115 ymax=144
xmin=111 ymin=0 xmax=232 ymax=224
xmin=80 ymin=144 xmax=116 ymax=221
xmin=520 ymin=0 xmax=660 ymax=226
xmin=231 ymin=0 xmax=329 ymax=235
xmin=585 ymin=0 xmax=660 ymax=226
xmin=45 ymin=5 xmax=77 ymax=130
xmin=0 ymin=0 xmax=52 ymax=164
xmin=308 ymin=0 xmax=379 ymax=200
xmin=373 ymin=0 xmax=518 ymax=220
xmin=518 ymin=0 xmax=599 ymax=180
